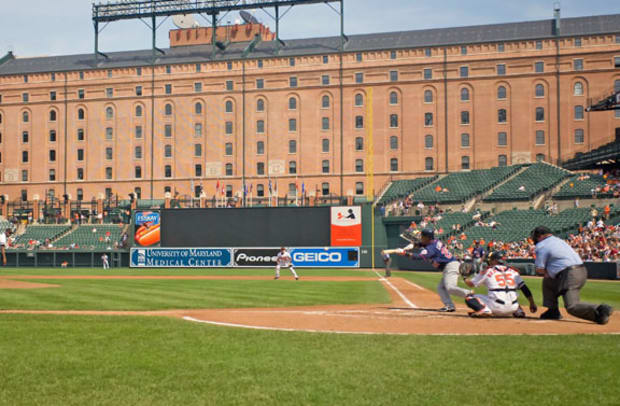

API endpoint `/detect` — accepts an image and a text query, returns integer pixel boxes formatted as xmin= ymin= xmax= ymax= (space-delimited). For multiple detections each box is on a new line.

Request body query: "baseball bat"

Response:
xmin=382 ymin=248 xmax=404 ymax=255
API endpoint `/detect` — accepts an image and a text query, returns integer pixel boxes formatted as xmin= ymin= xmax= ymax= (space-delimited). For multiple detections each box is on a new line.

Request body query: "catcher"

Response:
xmin=462 ymin=250 xmax=537 ymax=318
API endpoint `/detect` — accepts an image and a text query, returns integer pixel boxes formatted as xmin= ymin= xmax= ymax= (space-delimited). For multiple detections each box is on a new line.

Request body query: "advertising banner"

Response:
xmin=290 ymin=247 xmax=359 ymax=268
xmin=330 ymin=206 xmax=362 ymax=246
xmin=134 ymin=211 xmax=160 ymax=247
xmin=130 ymin=248 xmax=232 ymax=268
xmin=233 ymin=248 xmax=280 ymax=267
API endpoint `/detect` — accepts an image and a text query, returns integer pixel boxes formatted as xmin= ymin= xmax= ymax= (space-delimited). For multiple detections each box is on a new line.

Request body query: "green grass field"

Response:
xmin=1 ymin=267 xmax=619 ymax=406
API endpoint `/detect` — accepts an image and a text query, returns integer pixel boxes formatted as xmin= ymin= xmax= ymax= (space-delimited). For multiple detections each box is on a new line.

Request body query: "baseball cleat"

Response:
xmin=513 ymin=308 xmax=526 ymax=318
xmin=438 ymin=306 xmax=456 ymax=312
xmin=274 ymin=276 xmax=279 ymax=280
xmin=295 ymin=276 xmax=299 ymax=280
xmin=595 ymin=304 xmax=613 ymax=325
xmin=540 ymin=308 xmax=562 ymax=320
xmin=468 ymin=310 xmax=492 ymax=318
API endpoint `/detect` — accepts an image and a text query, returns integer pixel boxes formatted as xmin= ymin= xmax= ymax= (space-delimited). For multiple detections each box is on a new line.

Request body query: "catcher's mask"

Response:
xmin=485 ymin=250 xmax=506 ymax=264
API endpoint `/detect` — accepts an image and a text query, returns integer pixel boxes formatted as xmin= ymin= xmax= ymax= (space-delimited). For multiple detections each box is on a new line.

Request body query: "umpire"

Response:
xmin=531 ymin=226 xmax=613 ymax=324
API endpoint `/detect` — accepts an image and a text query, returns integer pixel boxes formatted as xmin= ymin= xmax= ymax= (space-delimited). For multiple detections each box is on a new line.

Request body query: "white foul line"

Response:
xmin=372 ymin=270 xmax=417 ymax=308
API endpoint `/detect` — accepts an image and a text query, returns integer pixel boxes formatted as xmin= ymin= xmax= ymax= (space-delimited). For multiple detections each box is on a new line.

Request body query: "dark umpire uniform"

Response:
xmin=531 ymin=226 xmax=613 ymax=325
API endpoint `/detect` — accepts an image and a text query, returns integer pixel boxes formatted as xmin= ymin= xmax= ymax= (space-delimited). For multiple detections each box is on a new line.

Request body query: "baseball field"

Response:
xmin=1 ymin=267 xmax=619 ymax=405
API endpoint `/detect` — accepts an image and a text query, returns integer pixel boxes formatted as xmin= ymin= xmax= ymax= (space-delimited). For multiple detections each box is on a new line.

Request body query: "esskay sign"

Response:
xmin=130 ymin=248 xmax=232 ymax=268
xmin=233 ymin=247 xmax=360 ymax=268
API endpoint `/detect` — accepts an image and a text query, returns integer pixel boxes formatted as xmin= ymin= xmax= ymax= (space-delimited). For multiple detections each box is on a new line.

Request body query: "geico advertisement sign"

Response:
xmin=292 ymin=252 xmax=342 ymax=262
xmin=290 ymin=248 xmax=359 ymax=268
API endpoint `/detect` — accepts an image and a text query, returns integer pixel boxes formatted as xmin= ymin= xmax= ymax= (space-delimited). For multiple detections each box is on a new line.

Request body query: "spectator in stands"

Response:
xmin=518 ymin=185 xmax=526 ymax=192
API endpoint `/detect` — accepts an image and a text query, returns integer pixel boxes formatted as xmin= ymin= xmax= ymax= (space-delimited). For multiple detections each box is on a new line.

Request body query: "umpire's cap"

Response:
xmin=530 ymin=226 xmax=552 ymax=242
xmin=486 ymin=250 xmax=506 ymax=264
xmin=420 ymin=228 xmax=435 ymax=239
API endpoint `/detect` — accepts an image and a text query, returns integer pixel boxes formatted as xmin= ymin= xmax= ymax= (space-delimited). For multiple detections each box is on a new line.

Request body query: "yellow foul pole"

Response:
xmin=366 ymin=87 xmax=375 ymax=269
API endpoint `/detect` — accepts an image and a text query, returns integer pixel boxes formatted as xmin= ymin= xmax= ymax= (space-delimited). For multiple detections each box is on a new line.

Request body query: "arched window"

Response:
xmin=497 ymin=86 xmax=507 ymax=99
xmin=389 ymin=114 xmax=398 ymax=128
xmin=424 ymin=90 xmax=433 ymax=103
xmin=424 ymin=134 xmax=433 ymax=148
xmin=225 ymin=100 xmax=233 ymax=113
xmin=164 ymin=103 xmax=172 ymax=116
xmin=461 ymin=156 xmax=470 ymax=170
xmin=536 ymin=154 xmax=545 ymax=162
xmin=135 ymin=105 xmax=142 ymax=117
xmin=195 ymin=102 xmax=202 ymax=114
xmin=257 ymin=99 xmax=265 ymax=112
xmin=460 ymin=88 xmax=470 ymax=101
xmin=288 ymin=97 xmax=297 ymax=110
xmin=389 ymin=91 xmax=398 ymax=105
xmin=535 ymin=84 xmax=545 ymax=97
xmin=390 ymin=136 xmax=398 ymax=150
xmin=355 ymin=93 xmax=363 ymax=106
xmin=106 ymin=107 xmax=113 ymax=120
xmin=78 ymin=108 xmax=84 ymax=120
xmin=573 ymin=82 xmax=584 ymax=96
xmin=49 ymin=110 xmax=56 ymax=121
xmin=322 ymin=95 xmax=330 ymax=108
xmin=498 ymin=155 xmax=507 ymax=166
xmin=425 ymin=157 xmax=434 ymax=171
xmin=23 ymin=111 xmax=29 ymax=122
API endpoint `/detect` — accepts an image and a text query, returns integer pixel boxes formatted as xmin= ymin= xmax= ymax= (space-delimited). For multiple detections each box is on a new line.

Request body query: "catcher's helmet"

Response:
xmin=420 ymin=228 xmax=435 ymax=239
xmin=486 ymin=250 xmax=506 ymax=264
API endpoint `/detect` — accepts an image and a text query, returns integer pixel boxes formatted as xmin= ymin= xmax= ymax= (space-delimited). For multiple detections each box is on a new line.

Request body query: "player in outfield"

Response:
xmin=463 ymin=251 xmax=537 ymax=318
xmin=274 ymin=247 xmax=299 ymax=280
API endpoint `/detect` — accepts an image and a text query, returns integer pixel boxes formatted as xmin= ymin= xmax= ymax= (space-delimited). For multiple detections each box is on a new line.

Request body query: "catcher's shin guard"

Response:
xmin=465 ymin=294 xmax=485 ymax=312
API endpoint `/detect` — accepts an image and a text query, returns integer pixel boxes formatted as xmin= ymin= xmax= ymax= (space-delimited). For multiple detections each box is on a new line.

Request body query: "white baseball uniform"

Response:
xmin=275 ymin=250 xmax=298 ymax=280
xmin=101 ymin=254 xmax=109 ymax=270
xmin=469 ymin=265 xmax=525 ymax=316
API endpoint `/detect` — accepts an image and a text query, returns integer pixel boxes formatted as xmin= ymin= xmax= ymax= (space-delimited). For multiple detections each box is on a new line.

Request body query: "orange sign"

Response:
xmin=330 ymin=206 xmax=362 ymax=246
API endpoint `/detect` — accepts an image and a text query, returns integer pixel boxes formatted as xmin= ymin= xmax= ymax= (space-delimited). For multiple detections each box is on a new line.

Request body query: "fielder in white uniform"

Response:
xmin=0 ymin=229 xmax=8 ymax=266
xmin=275 ymin=247 xmax=299 ymax=280
xmin=101 ymin=253 xmax=109 ymax=270
xmin=463 ymin=251 xmax=537 ymax=318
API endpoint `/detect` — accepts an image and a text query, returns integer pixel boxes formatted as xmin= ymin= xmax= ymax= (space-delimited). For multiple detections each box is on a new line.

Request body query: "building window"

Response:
xmin=424 ymin=112 xmax=433 ymax=126
xmin=390 ymin=70 xmax=398 ymax=82
xmin=389 ymin=91 xmax=398 ymax=105
xmin=535 ymin=62 xmax=544 ymax=73
xmin=574 ymin=37 xmax=582 ymax=47
xmin=49 ymin=130 xmax=56 ymax=142
xmin=194 ymin=82 xmax=202 ymax=92
xmin=424 ymin=90 xmax=433 ymax=103
xmin=225 ymin=121 xmax=233 ymax=135
xmin=536 ymin=40 xmax=542 ymax=50
xmin=460 ymin=111 xmax=470 ymax=125
xmin=196 ymin=63 xmax=201 ymax=72
xmin=497 ymin=64 xmax=506 ymax=75
xmin=164 ymin=144 xmax=172 ymax=158
xmin=425 ymin=134 xmax=433 ymax=148
xmin=227 ymin=62 xmax=232 ymax=70
xmin=135 ymin=166 xmax=142 ymax=178
xmin=257 ymin=141 xmax=264 ymax=155
xmin=135 ymin=105 xmax=142 ymax=117
xmin=105 ymin=147 xmax=113 ymax=160
xmin=258 ymin=60 xmax=263 ymax=68
xmin=461 ymin=156 xmax=470 ymax=170
xmin=460 ymin=88 xmax=470 ymax=101
xmin=498 ymin=43 xmax=505 ymax=52
xmin=50 ymin=91 xmax=56 ymax=101
xmin=257 ymin=99 xmax=265 ymax=112
xmin=289 ymin=97 xmax=297 ymax=110
xmin=165 ymin=124 xmax=172 ymax=138
xmin=135 ymin=126 xmax=142 ymax=139
xmin=574 ymin=82 xmax=584 ymax=96
xmin=195 ymin=123 xmax=202 ymax=137
xmin=498 ymin=132 xmax=507 ymax=146
xmin=322 ymin=182 xmax=330 ymax=196
xmin=615 ymin=79 xmax=620 ymax=93
xmin=355 ymin=73 xmax=363 ymax=84
xmin=77 ymin=149 xmax=84 ymax=161
xmin=225 ymin=100 xmax=233 ymax=113
xmin=354 ymin=93 xmax=363 ymax=107
xmin=136 ymin=67 xmax=142 ymax=76
xmin=535 ymin=107 xmax=545 ymax=122
xmin=22 ymin=131 xmax=29 ymax=143
xmin=78 ymin=89 xmax=84 ymax=99
xmin=257 ymin=162 xmax=265 ymax=175
xmin=226 ymin=81 xmax=233 ymax=91
xmin=107 ymin=70 xmax=113 ymax=78
xmin=536 ymin=154 xmax=545 ymax=162
xmin=574 ymin=59 xmax=583 ymax=71
xmin=322 ymin=95 xmax=330 ymax=108
xmin=106 ymin=88 xmax=113 ymax=98
xmin=257 ymin=184 xmax=264 ymax=197
xmin=498 ymin=155 xmax=507 ymax=166
xmin=22 ymin=170 xmax=28 ymax=182
xmin=461 ymin=133 xmax=470 ymax=147
xmin=322 ymin=160 xmax=330 ymax=174
xmin=459 ymin=66 xmax=468 ymax=78
xmin=289 ymin=118 xmax=297 ymax=132
xmin=164 ymin=103 xmax=172 ymax=116
xmin=535 ymin=84 xmax=545 ymax=97
xmin=79 ymin=71 xmax=85 ymax=80
xmin=106 ymin=107 xmax=114 ymax=120
xmin=49 ymin=150 xmax=56 ymax=162
xmin=105 ymin=167 xmax=113 ymax=180
xmin=289 ymin=77 xmax=297 ymax=88
xmin=355 ymin=116 xmax=363 ymax=129
xmin=323 ymin=55 xmax=329 ymax=64
xmin=322 ymin=117 xmax=330 ymax=130
xmin=322 ymin=75 xmax=330 ymax=85
xmin=77 ymin=188 xmax=83 ymax=201
xmin=497 ymin=86 xmax=507 ymax=99
xmin=615 ymin=57 xmax=620 ymax=68
xmin=498 ymin=109 xmax=507 ymax=123
xmin=106 ymin=127 xmax=113 ymax=139
xmin=535 ymin=130 xmax=545 ymax=145
xmin=355 ymin=182 xmax=364 ymax=195
xmin=322 ymin=139 xmax=329 ymax=152
xmin=390 ymin=50 xmax=397 ymax=59
xmin=289 ymin=57 xmax=295 ymax=67
xmin=165 ymin=165 xmax=172 ymax=178
xmin=425 ymin=48 xmax=432 ymax=57
xmin=77 ymin=168 xmax=84 ymax=180
xmin=574 ymin=105 xmax=584 ymax=120
xmin=461 ymin=46 xmax=467 ymax=55
xmin=78 ymin=108 xmax=85 ymax=120
xmin=256 ymin=79 xmax=264 ymax=89
xmin=574 ymin=129 xmax=584 ymax=144
xmin=425 ymin=157 xmax=434 ymax=171
xmin=288 ymin=183 xmax=296 ymax=195
xmin=225 ymin=143 xmax=233 ymax=156
xmin=23 ymin=111 xmax=29 ymax=122
xmin=288 ymin=161 xmax=296 ymax=174
xmin=423 ymin=68 xmax=432 ymax=80
xmin=616 ymin=35 xmax=620 ymax=44
xmin=195 ymin=102 xmax=203 ymax=114
xmin=355 ymin=137 xmax=363 ymax=151
xmin=51 ymin=73 xmax=55 ymax=82
xmin=257 ymin=120 xmax=265 ymax=134
xmin=356 ymin=53 xmax=362 ymax=62
xmin=289 ymin=140 xmax=297 ymax=154
xmin=135 ymin=146 xmax=142 ymax=159
xmin=390 ymin=136 xmax=398 ymax=150
xmin=194 ymin=144 xmax=202 ymax=157
xmin=355 ymin=159 xmax=364 ymax=172
xmin=390 ymin=114 xmax=398 ymax=128
xmin=135 ymin=86 xmax=143 ymax=96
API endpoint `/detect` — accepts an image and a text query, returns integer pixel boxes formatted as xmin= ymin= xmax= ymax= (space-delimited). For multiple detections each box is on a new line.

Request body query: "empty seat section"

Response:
xmin=484 ymin=163 xmax=570 ymax=202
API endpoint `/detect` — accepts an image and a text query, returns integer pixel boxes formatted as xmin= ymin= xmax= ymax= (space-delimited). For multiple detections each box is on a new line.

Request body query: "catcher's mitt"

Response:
xmin=458 ymin=261 xmax=475 ymax=277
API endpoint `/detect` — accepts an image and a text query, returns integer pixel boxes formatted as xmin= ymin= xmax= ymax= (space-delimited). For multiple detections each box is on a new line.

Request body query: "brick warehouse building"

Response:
xmin=0 ymin=13 xmax=619 ymax=203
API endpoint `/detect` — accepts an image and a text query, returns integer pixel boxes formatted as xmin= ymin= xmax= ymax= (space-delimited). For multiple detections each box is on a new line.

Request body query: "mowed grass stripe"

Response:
xmin=0 ymin=279 xmax=390 ymax=311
